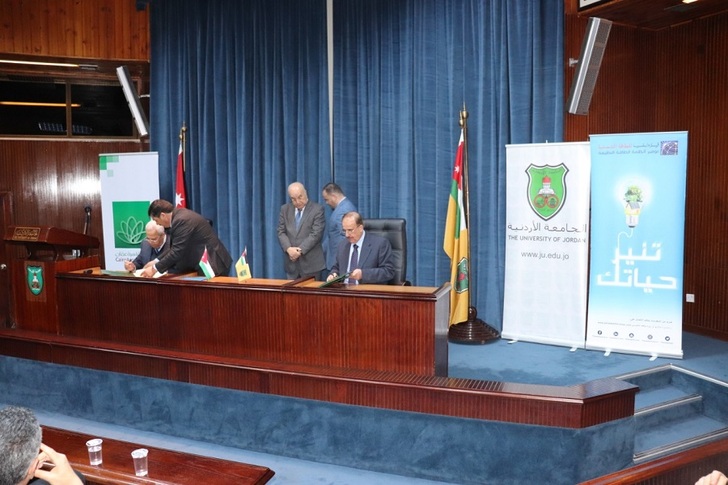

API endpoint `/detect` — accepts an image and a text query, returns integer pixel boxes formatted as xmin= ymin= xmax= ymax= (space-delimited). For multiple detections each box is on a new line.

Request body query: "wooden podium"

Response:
xmin=3 ymin=225 xmax=99 ymax=332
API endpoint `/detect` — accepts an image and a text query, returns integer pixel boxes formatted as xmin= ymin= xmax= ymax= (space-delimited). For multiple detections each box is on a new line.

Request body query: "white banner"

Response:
xmin=503 ymin=142 xmax=591 ymax=348
xmin=99 ymin=152 xmax=159 ymax=270
xmin=586 ymin=132 xmax=687 ymax=359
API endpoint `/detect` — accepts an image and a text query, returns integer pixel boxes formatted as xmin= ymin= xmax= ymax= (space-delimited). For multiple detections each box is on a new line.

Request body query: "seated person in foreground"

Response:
xmin=0 ymin=405 xmax=84 ymax=485
xmin=327 ymin=211 xmax=394 ymax=284
xmin=124 ymin=220 xmax=170 ymax=272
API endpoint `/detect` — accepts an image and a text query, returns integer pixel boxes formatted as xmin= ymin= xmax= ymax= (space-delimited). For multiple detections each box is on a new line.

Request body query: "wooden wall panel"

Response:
xmin=565 ymin=13 xmax=728 ymax=340
xmin=0 ymin=139 xmax=148 ymax=265
xmin=0 ymin=0 xmax=149 ymax=59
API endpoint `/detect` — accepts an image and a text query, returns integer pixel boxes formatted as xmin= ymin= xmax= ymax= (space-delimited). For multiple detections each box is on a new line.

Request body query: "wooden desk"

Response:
xmin=41 ymin=426 xmax=274 ymax=484
xmin=55 ymin=270 xmax=450 ymax=376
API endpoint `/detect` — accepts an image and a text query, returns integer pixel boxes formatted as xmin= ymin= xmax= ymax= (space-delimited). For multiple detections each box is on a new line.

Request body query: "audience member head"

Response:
xmin=322 ymin=183 xmax=345 ymax=209
xmin=288 ymin=182 xmax=309 ymax=210
xmin=148 ymin=199 xmax=175 ymax=228
xmin=0 ymin=406 xmax=42 ymax=485
xmin=342 ymin=211 xmax=364 ymax=244
xmin=145 ymin=220 xmax=166 ymax=249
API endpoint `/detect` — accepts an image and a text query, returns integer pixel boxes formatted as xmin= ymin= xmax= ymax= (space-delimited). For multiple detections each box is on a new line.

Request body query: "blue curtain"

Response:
xmin=149 ymin=0 xmax=563 ymax=329
xmin=150 ymin=0 xmax=331 ymax=277
xmin=333 ymin=0 xmax=563 ymax=328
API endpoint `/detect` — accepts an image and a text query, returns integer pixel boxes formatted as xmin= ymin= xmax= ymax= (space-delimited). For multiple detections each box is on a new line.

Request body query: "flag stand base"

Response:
xmin=448 ymin=306 xmax=500 ymax=344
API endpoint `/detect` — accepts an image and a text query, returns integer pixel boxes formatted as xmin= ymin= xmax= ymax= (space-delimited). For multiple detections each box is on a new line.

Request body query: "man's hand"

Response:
xmin=140 ymin=265 xmax=156 ymax=278
xmin=123 ymin=260 xmax=135 ymax=272
xmin=348 ymin=269 xmax=362 ymax=281
xmin=326 ymin=273 xmax=337 ymax=282
xmin=287 ymin=247 xmax=302 ymax=261
xmin=696 ymin=471 xmax=728 ymax=485
xmin=33 ymin=443 xmax=83 ymax=485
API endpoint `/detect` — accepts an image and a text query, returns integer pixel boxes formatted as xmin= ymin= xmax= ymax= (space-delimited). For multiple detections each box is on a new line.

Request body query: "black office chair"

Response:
xmin=362 ymin=218 xmax=409 ymax=285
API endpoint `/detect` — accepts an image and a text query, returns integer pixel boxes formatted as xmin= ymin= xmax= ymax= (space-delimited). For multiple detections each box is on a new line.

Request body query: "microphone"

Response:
xmin=83 ymin=206 xmax=92 ymax=235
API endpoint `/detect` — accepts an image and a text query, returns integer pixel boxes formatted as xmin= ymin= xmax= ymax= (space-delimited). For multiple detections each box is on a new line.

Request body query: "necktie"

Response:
xmin=349 ymin=244 xmax=359 ymax=272
xmin=295 ymin=209 xmax=302 ymax=230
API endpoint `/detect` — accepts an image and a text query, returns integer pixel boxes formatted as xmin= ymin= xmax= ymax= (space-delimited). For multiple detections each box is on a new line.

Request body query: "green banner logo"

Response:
xmin=27 ymin=266 xmax=44 ymax=296
xmin=113 ymin=201 xmax=150 ymax=248
xmin=526 ymin=164 xmax=568 ymax=221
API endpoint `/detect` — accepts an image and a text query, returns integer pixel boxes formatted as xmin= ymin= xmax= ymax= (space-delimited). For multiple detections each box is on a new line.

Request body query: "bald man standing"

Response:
xmin=277 ymin=182 xmax=326 ymax=279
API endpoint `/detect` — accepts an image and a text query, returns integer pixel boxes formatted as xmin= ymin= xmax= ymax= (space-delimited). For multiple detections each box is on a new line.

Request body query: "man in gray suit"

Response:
xmin=277 ymin=182 xmax=325 ymax=279
xmin=321 ymin=183 xmax=357 ymax=276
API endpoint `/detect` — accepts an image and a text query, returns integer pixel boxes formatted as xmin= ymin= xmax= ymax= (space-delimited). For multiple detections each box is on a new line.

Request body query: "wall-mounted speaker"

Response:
xmin=116 ymin=65 xmax=150 ymax=137
xmin=566 ymin=17 xmax=612 ymax=115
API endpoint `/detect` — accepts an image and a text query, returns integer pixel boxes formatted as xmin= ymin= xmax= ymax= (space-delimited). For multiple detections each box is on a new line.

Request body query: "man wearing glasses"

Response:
xmin=124 ymin=220 xmax=170 ymax=272
xmin=326 ymin=211 xmax=394 ymax=285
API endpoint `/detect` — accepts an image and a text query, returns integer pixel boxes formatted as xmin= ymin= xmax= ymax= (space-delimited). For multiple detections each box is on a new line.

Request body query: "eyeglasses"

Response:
xmin=342 ymin=226 xmax=361 ymax=235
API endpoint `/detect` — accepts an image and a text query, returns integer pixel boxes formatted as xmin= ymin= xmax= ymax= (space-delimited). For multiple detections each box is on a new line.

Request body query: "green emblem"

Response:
xmin=27 ymin=266 xmax=44 ymax=296
xmin=112 ymin=201 xmax=151 ymax=248
xmin=455 ymin=257 xmax=469 ymax=293
xmin=526 ymin=164 xmax=568 ymax=221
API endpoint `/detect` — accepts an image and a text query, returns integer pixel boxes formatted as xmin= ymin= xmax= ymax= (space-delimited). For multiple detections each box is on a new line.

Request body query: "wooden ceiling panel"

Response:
xmin=579 ymin=0 xmax=728 ymax=31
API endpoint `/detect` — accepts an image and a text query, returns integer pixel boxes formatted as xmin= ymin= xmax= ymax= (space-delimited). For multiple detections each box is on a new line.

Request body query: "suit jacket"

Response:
xmin=323 ymin=197 xmax=357 ymax=270
xmin=277 ymin=200 xmax=325 ymax=277
xmin=330 ymin=231 xmax=394 ymax=284
xmin=131 ymin=235 xmax=170 ymax=269
xmin=156 ymin=208 xmax=233 ymax=276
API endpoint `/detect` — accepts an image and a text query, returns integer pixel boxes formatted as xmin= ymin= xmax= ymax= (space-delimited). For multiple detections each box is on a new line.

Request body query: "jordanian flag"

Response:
xmin=443 ymin=130 xmax=470 ymax=326
xmin=199 ymin=246 xmax=215 ymax=279
xmin=175 ymin=139 xmax=187 ymax=208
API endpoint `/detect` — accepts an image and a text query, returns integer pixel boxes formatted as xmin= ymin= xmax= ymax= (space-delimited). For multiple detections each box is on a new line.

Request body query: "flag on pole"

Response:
xmin=175 ymin=139 xmax=187 ymax=208
xmin=199 ymin=246 xmax=215 ymax=279
xmin=235 ymin=247 xmax=252 ymax=281
xmin=443 ymin=129 xmax=470 ymax=326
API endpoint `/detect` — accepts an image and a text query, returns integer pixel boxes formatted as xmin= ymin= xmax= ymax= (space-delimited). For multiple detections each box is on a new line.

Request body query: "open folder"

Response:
xmin=319 ymin=272 xmax=350 ymax=288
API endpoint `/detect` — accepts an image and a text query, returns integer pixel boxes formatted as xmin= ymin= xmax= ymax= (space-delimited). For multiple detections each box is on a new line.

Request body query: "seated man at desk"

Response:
xmin=123 ymin=220 xmax=169 ymax=272
xmin=327 ymin=211 xmax=394 ymax=285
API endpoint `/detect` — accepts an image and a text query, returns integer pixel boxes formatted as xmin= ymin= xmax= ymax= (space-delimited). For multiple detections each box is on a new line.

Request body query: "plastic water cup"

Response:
xmin=85 ymin=438 xmax=103 ymax=465
xmin=131 ymin=448 xmax=149 ymax=477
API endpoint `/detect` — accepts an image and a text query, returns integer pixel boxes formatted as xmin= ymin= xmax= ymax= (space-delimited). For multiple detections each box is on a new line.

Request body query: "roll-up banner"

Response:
xmin=503 ymin=142 xmax=591 ymax=348
xmin=586 ymin=132 xmax=687 ymax=358
xmin=99 ymin=152 xmax=159 ymax=270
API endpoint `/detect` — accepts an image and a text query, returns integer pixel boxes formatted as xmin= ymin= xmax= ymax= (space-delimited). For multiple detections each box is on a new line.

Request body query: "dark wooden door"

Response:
xmin=0 ymin=192 xmax=14 ymax=327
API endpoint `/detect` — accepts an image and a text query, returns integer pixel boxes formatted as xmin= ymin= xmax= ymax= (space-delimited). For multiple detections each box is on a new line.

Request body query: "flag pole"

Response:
xmin=179 ymin=123 xmax=186 ymax=172
xmin=448 ymin=106 xmax=500 ymax=344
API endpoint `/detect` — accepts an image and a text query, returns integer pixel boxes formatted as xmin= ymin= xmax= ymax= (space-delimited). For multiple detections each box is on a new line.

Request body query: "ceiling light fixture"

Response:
xmin=0 ymin=101 xmax=81 ymax=108
xmin=0 ymin=59 xmax=98 ymax=70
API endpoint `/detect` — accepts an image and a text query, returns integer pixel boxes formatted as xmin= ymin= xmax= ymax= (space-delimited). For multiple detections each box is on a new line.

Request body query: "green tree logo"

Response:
xmin=113 ymin=201 xmax=150 ymax=248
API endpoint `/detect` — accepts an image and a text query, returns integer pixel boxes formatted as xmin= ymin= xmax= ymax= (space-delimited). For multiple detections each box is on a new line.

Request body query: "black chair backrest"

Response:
xmin=362 ymin=218 xmax=407 ymax=285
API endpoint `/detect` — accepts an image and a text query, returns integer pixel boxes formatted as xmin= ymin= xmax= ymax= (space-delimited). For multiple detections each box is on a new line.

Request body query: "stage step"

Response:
xmin=616 ymin=365 xmax=728 ymax=464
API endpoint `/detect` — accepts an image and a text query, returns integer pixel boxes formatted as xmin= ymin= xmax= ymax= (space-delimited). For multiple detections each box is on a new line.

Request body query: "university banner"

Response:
xmin=503 ymin=142 xmax=591 ymax=348
xmin=586 ymin=132 xmax=687 ymax=358
xmin=99 ymin=152 xmax=159 ymax=270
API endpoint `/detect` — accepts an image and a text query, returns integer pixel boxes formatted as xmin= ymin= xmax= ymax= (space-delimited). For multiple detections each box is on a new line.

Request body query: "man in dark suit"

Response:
xmin=277 ymin=182 xmax=325 ymax=279
xmin=140 ymin=199 xmax=232 ymax=277
xmin=124 ymin=220 xmax=170 ymax=272
xmin=321 ymin=182 xmax=357 ymax=276
xmin=327 ymin=211 xmax=394 ymax=285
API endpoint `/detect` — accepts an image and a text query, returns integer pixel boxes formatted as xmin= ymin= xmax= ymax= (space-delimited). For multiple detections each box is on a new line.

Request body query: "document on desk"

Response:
xmin=133 ymin=269 xmax=166 ymax=278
